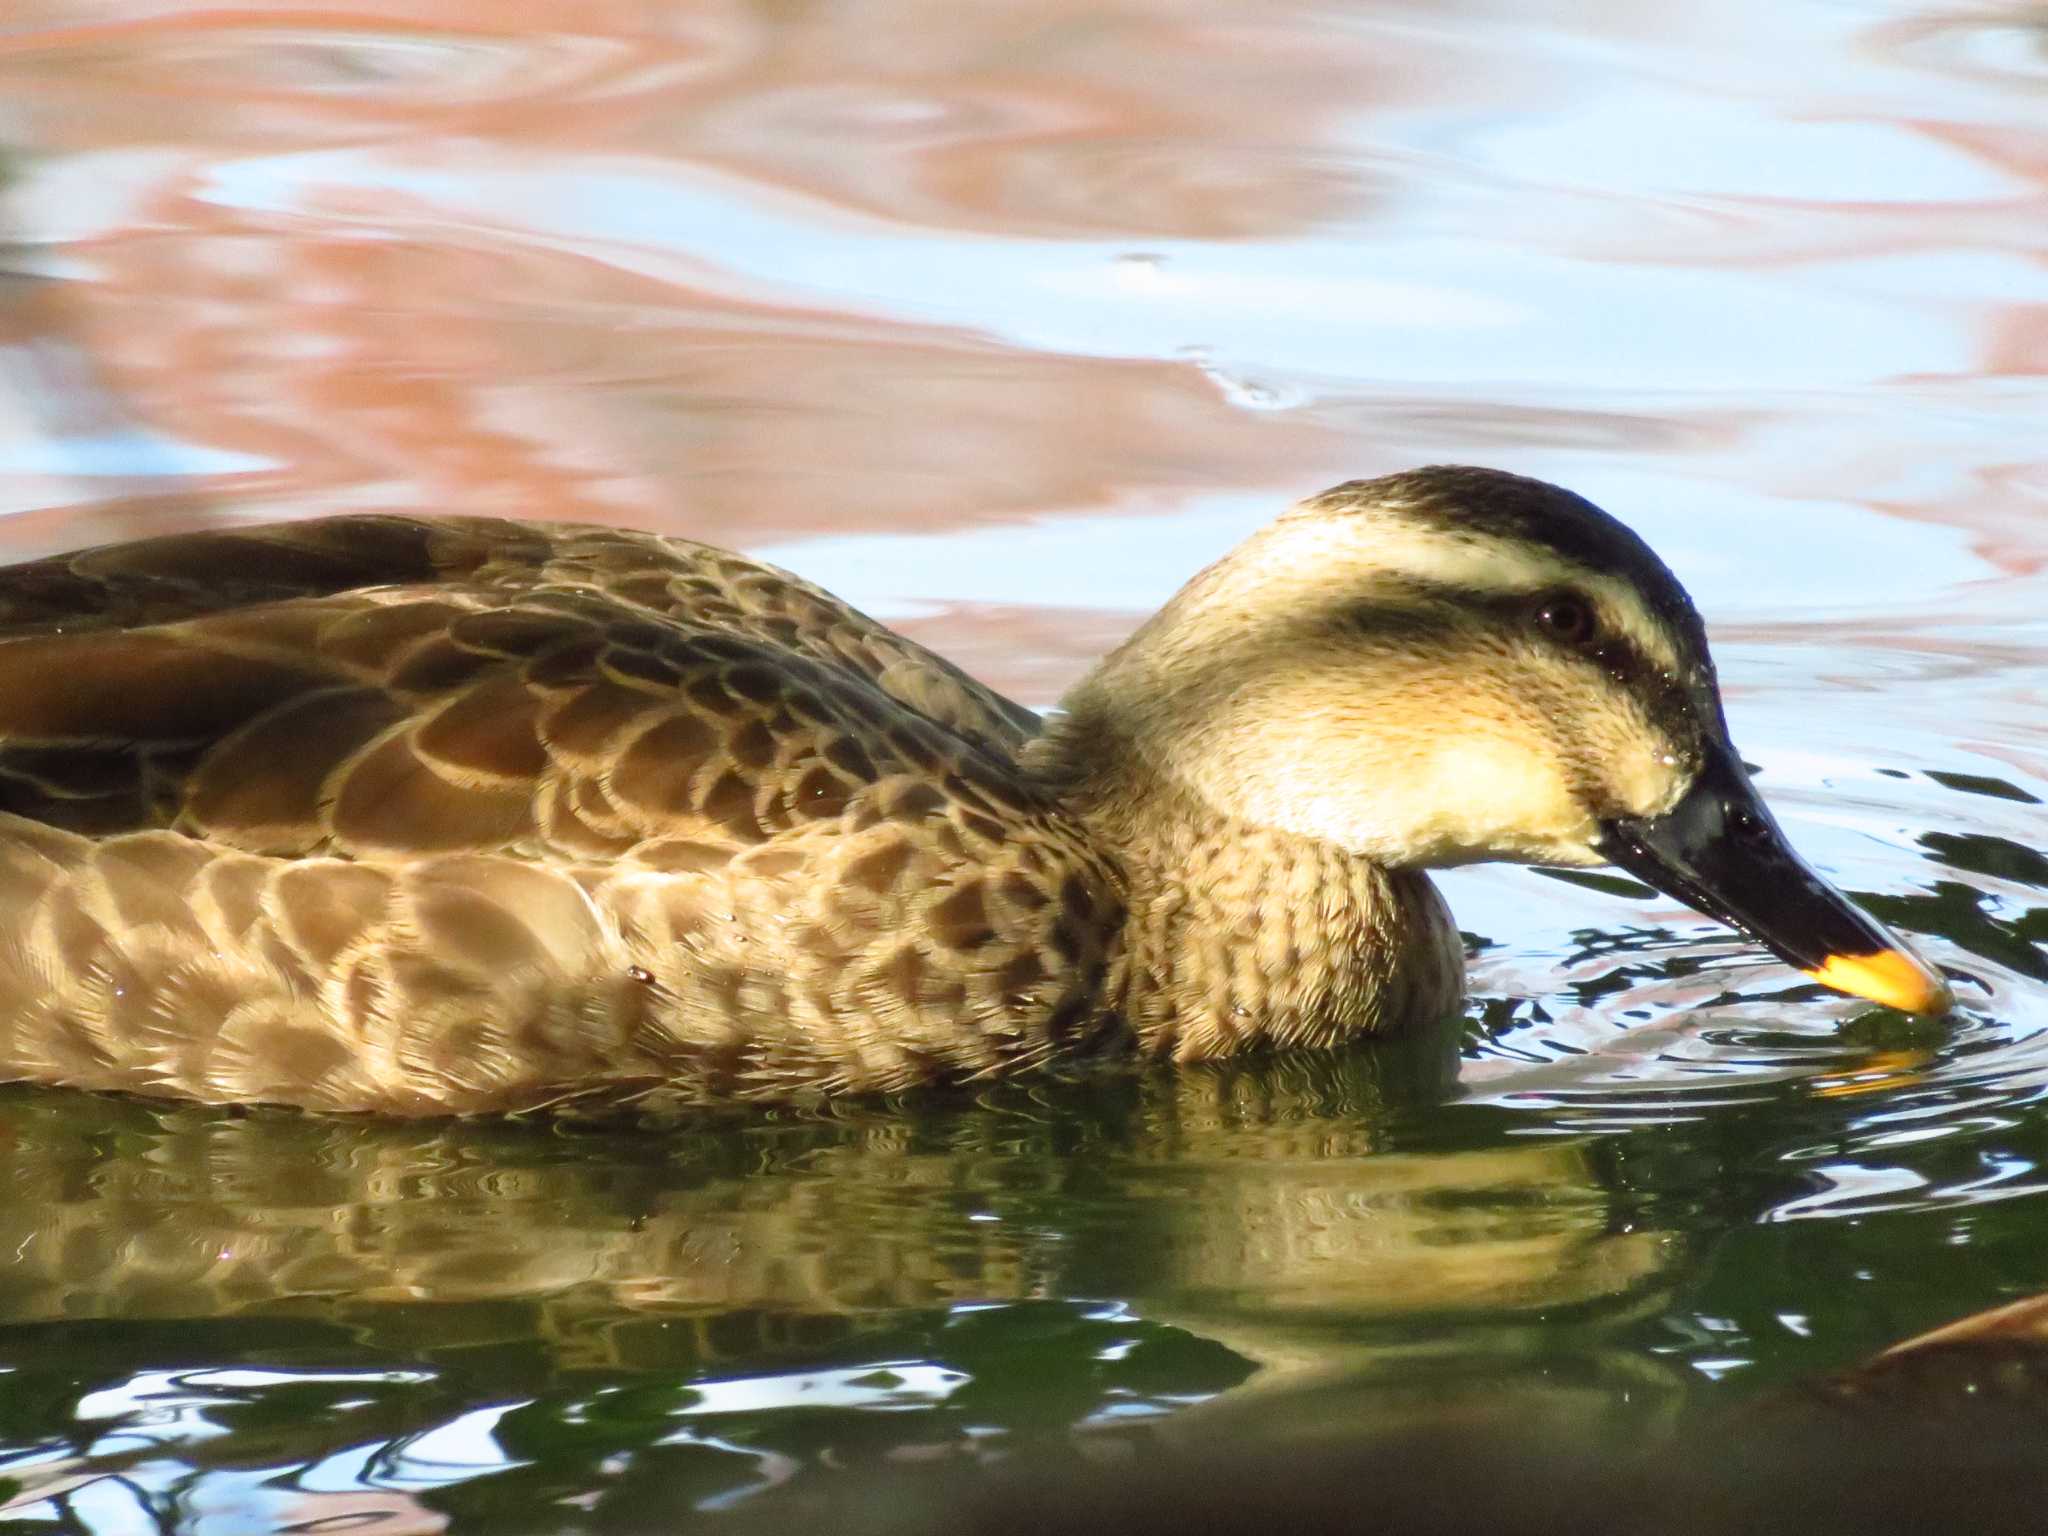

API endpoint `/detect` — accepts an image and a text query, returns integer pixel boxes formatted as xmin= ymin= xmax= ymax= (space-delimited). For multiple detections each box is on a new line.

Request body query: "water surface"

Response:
xmin=0 ymin=0 xmax=2043 ymax=1529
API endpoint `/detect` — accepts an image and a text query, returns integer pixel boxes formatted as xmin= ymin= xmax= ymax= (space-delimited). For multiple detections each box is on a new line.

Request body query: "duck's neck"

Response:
xmin=1023 ymin=706 xmax=1466 ymax=1059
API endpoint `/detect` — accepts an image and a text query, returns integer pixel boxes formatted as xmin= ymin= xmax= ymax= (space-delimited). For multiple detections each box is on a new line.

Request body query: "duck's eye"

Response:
xmin=1532 ymin=595 xmax=1597 ymax=646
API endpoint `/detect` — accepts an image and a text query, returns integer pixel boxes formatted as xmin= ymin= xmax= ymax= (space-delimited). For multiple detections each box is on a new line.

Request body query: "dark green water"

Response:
xmin=2 ymin=830 xmax=2046 ymax=1533
xmin=1 ymin=0 xmax=2045 ymax=1529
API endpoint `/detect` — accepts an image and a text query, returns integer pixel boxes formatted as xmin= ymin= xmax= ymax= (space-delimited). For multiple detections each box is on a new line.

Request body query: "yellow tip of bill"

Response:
xmin=1802 ymin=949 xmax=1954 ymax=1016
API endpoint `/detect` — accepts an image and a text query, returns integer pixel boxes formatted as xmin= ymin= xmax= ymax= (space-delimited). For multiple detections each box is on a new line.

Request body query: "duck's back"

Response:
xmin=0 ymin=516 xmax=1125 ymax=1114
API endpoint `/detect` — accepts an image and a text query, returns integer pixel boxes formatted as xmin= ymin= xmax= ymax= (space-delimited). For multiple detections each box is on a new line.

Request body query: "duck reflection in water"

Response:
xmin=0 ymin=1049 xmax=1683 ymax=1514
xmin=0 ymin=1049 xmax=1664 ymax=1340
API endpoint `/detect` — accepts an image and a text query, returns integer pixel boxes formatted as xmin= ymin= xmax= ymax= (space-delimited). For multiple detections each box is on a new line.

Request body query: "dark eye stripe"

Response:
xmin=1336 ymin=578 xmax=1705 ymax=735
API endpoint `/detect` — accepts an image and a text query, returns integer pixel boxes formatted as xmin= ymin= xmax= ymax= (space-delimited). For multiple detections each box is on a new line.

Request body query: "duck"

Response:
xmin=0 ymin=466 xmax=1950 ymax=1115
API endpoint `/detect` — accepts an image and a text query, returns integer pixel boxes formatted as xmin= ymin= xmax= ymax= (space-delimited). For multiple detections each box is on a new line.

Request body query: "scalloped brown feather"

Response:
xmin=0 ymin=514 xmax=1460 ymax=1114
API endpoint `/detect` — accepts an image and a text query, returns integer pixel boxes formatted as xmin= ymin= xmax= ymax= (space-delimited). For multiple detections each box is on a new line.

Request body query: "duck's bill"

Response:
xmin=1595 ymin=748 xmax=1953 ymax=1016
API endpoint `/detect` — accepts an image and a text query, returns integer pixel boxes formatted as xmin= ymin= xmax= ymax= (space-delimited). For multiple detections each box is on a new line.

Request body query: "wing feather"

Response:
xmin=0 ymin=514 xmax=1042 ymax=855
xmin=0 ymin=514 xmax=1123 ymax=1112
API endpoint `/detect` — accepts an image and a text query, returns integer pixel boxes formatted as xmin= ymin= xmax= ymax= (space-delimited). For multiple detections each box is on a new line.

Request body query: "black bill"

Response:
xmin=1596 ymin=746 xmax=1952 ymax=1015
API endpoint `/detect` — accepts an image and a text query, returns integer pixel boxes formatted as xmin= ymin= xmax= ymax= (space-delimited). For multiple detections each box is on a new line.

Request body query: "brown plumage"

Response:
xmin=0 ymin=466 xmax=1930 ymax=1114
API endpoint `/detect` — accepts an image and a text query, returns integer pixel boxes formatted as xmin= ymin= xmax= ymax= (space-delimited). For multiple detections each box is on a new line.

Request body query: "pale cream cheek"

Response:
xmin=1605 ymin=736 xmax=1692 ymax=820
xmin=1190 ymin=727 xmax=1603 ymax=869
xmin=1348 ymin=737 xmax=1599 ymax=867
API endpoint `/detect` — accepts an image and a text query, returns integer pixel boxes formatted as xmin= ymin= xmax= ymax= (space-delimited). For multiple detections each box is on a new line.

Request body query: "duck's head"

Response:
xmin=1061 ymin=465 xmax=1950 ymax=1016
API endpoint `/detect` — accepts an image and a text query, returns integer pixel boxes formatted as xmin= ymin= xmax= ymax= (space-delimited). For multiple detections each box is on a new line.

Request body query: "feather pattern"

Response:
xmin=0 ymin=516 xmax=1128 ymax=1113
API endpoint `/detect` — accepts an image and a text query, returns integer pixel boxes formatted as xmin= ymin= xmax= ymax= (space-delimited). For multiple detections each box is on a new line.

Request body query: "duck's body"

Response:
xmin=0 ymin=469 xmax=1943 ymax=1114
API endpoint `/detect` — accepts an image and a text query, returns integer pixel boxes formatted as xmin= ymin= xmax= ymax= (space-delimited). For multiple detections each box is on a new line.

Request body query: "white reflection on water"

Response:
xmin=1467 ymin=90 xmax=2026 ymax=202
xmin=1762 ymin=1154 xmax=2048 ymax=1221
xmin=0 ymin=1362 xmax=971 ymax=1527
xmin=671 ymin=1361 xmax=970 ymax=1415
xmin=74 ymin=1367 xmax=434 ymax=1426
xmin=388 ymin=1402 xmax=529 ymax=1479
xmin=177 ymin=147 xmax=2002 ymax=391
xmin=0 ymin=1365 xmax=444 ymax=1533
